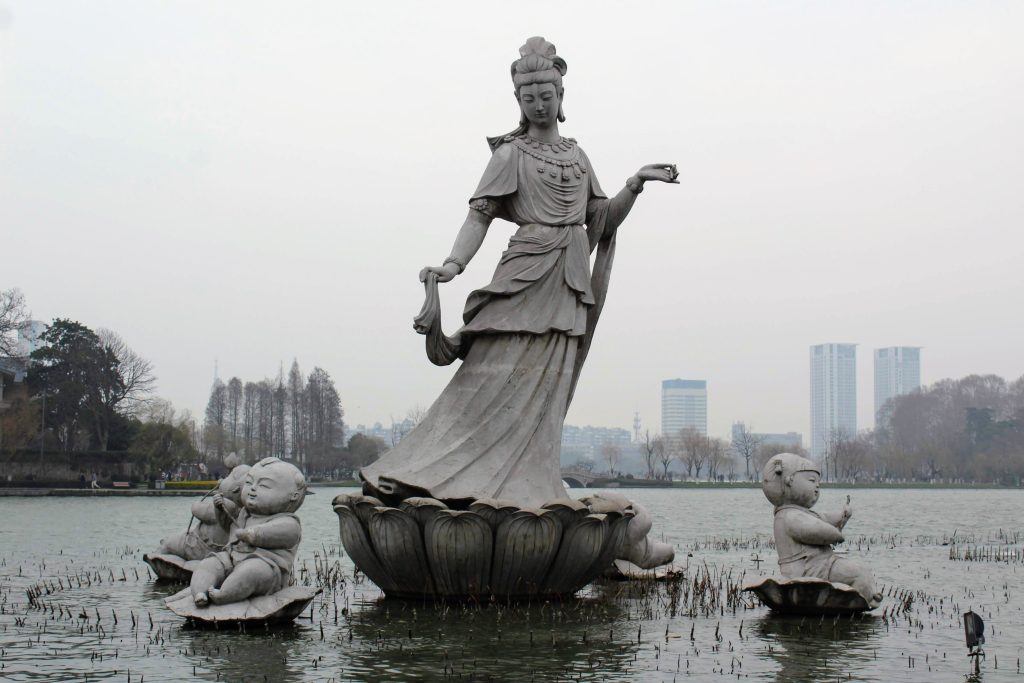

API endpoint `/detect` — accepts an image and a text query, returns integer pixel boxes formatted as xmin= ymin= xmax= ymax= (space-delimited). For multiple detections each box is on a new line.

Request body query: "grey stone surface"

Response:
xmin=333 ymin=492 xmax=674 ymax=601
xmin=756 ymin=453 xmax=882 ymax=612
xmin=164 ymin=585 xmax=320 ymax=625
xmin=143 ymin=552 xmax=200 ymax=583
xmin=155 ymin=457 xmax=312 ymax=623
xmin=742 ymin=576 xmax=875 ymax=616
xmin=358 ymin=36 xmax=677 ymax=510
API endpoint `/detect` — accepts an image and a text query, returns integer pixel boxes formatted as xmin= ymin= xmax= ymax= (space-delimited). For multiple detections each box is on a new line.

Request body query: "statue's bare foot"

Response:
xmin=193 ymin=592 xmax=209 ymax=607
xmin=207 ymin=588 xmax=223 ymax=604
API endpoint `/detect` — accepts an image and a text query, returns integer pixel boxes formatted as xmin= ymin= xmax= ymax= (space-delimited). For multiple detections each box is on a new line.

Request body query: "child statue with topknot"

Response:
xmin=158 ymin=464 xmax=250 ymax=561
xmin=762 ymin=453 xmax=881 ymax=607
xmin=190 ymin=457 xmax=306 ymax=606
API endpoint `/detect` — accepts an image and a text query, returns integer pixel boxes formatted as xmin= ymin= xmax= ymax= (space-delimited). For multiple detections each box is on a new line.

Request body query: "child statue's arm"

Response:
xmin=818 ymin=495 xmax=853 ymax=530
xmin=786 ymin=509 xmax=845 ymax=546
xmin=213 ymin=496 xmax=241 ymax=529
xmin=238 ymin=516 xmax=301 ymax=549
xmin=190 ymin=499 xmax=219 ymax=524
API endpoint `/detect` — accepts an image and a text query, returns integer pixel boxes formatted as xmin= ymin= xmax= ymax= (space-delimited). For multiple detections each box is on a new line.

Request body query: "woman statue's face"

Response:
xmin=517 ymin=82 xmax=560 ymax=129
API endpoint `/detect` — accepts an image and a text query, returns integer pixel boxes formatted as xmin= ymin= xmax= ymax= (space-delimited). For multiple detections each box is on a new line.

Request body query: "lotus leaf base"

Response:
xmin=144 ymin=553 xmax=200 ymax=583
xmin=333 ymin=493 xmax=636 ymax=601
xmin=164 ymin=586 xmax=321 ymax=625
xmin=743 ymin=575 xmax=879 ymax=616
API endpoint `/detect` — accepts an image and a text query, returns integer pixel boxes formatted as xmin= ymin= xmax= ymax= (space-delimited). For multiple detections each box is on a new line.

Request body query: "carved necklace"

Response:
xmin=511 ymin=134 xmax=587 ymax=182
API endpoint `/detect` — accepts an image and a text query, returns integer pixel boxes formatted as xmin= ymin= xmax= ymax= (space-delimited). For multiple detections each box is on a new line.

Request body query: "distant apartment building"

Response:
xmin=15 ymin=320 xmax=47 ymax=358
xmin=560 ymin=424 xmax=632 ymax=466
xmin=874 ymin=347 xmax=921 ymax=425
xmin=730 ymin=423 xmax=803 ymax=451
xmin=662 ymin=379 xmax=707 ymax=436
xmin=810 ymin=344 xmax=857 ymax=460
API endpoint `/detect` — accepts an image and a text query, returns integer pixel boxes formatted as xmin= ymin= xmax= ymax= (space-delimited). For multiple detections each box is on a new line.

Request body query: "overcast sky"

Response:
xmin=2 ymin=1 xmax=1022 ymax=440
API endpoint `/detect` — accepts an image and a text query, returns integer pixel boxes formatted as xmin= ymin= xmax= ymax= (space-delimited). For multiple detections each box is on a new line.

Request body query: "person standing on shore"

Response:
xmin=90 ymin=472 xmax=99 ymax=489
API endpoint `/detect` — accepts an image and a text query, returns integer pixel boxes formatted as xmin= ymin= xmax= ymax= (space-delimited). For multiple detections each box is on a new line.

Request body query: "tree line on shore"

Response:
xmin=200 ymin=361 xmax=385 ymax=478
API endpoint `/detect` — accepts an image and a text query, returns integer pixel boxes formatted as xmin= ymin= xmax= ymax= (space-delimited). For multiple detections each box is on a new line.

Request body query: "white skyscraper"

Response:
xmin=874 ymin=347 xmax=921 ymax=424
xmin=809 ymin=344 xmax=857 ymax=460
xmin=661 ymin=379 xmax=707 ymax=436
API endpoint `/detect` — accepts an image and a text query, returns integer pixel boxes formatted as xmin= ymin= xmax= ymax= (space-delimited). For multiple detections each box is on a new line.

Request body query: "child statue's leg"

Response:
xmin=829 ymin=557 xmax=882 ymax=605
xmin=208 ymin=558 xmax=278 ymax=605
xmin=189 ymin=556 xmax=227 ymax=606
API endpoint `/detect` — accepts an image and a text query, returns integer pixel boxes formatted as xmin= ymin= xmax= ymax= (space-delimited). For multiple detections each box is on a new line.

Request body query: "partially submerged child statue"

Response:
xmin=163 ymin=457 xmax=319 ymax=625
xmin=190 ymin=457 xmax=305 ymax=606
xmin=159 ymin=464 xmax=250 ymax=561
xmin=744 ymin=453 xmax=882 ymax=614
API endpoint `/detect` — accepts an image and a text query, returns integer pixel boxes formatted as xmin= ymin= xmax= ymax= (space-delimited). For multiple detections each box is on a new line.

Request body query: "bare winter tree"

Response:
xmin=657 ymin=434 xmax=675 ymax=480
xmin=204 ymin=379 xmax=227 ymax=458
xmin=241 ymin=381 xmax=258 ymax=460
xmin=731 ymin=422 xmax=764 ymax=481
xmin=641 ymin=430 xmax=659 ymax=479
xmin=96 ymin=328 xmax=156 ymax=417
xmin=705 ymin=437 xmax=729 ymax=481
xmin=678 ymin=428 xmax=708 ymax=479
xmin=0 ymin=288 xmax=29 ymax=357
xmin=287 ymin=360 xmax=305 ymax=464
xmin=226 ymin=377 xmax=242 ymax=453
xmin=601 ymin=443 xmax=621 ymax=476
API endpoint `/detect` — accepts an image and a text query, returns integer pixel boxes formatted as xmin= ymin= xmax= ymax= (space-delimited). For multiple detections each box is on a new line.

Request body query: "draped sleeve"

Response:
xmin=469 ymin=143 xmax=518 ymax=221
xmin=580 ymin=148 xmax=611 ymax=252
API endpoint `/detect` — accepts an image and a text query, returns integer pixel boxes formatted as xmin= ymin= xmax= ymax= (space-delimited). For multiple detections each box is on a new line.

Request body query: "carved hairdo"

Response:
xmin=511 ymin=36 xmax=566 ymax=90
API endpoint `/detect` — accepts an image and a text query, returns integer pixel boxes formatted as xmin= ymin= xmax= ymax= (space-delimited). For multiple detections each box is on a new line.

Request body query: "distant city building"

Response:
xmin=810 ymin=343 xmax=857 ymax=460
xmin=15 ymin=320 xmax=46 ymax=358
xmin=345 ymin=422 xmax=392 ymax=447
xmin=560 ymin=424 xmax=632 ymax=466
xmin=661 ymin=379 xmax=707 ymax=436
xmin=874 ymin=347 xmax=921 ymax=425
xmin=730 ymin=423 xmax=803 ymax=451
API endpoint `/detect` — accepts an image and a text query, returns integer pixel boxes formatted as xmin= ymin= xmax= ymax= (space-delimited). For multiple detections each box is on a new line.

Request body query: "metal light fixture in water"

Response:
xmin=963 ymin=611 xmax=985 ymax=674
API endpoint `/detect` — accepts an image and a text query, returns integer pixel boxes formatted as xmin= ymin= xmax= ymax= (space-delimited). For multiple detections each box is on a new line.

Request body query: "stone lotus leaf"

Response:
xmin=742 ymin=575 xmax=877 ymax=616
xmin=143 ymin=552 xmax=200 ymax=583
xmin=333 ymin=494 xmax=636 ymax=600
xmin=164 ymin=585 xmax=321 ymax=625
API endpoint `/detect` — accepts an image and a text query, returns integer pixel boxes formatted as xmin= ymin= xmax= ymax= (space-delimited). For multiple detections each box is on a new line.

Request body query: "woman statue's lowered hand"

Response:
xmin=419 ymin=261 xmax=462 ymax=284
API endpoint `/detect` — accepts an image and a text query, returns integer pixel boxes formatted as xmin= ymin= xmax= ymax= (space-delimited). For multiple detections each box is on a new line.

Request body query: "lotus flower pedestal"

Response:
xmin=333 ymin=493 xmax=641 ymax=601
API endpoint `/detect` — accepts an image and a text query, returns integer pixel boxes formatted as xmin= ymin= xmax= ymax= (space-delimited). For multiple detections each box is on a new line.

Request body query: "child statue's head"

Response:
xmin=244 ymin=457 xmax=307 ymax=515
xmin=761 ymin=453 xmax=821 ymax=508
xmin=218 ymin=464 xmax=251 ymax=505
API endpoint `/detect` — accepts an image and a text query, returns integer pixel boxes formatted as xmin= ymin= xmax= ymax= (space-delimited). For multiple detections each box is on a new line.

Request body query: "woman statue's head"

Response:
xmin=512 ymin=36 xmax=567 ymax=128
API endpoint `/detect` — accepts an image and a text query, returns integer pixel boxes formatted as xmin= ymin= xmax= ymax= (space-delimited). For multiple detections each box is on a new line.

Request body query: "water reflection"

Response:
xmin=340 ymin=596 xmax=641 ymax=680
xmin=754 ymin=613 xmax=883 ymax=682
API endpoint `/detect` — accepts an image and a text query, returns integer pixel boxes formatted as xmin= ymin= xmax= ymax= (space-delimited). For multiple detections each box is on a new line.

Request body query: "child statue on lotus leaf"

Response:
xmin=762 ymin=453 xmax=881 ymax=607
xmin=190 ymin=457 xmax=306 ymax=606
xmin=158 ymin=464 xmax=250 ymax=561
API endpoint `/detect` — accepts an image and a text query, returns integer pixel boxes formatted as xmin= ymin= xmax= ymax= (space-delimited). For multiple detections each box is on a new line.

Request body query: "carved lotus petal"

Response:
xmin=424 ymin=510 xmax=493 ymax=598
xmin=469 ymin=498 xmax=521 ymax=531
xmin=541 ymin=498 xmax=588 ymax=531
xmin=368 ymin=507 xmax=435 ymax=597
xmin=585 ymin=508 xmax=634 ymax=579
xmin=491 ymin=509 xmax=562 ymax=598
xmin=541 ymin=513 xmax=608 ymax=595
xmin=743 ymin=576 xmax=878 ymax=615
xmin=333 ymin=493 xmax=384 ymax=529
xmin=333 ymin=503 xmax=399 ymax=595
xmin=400 ymin=497 xmax=448 ymax=529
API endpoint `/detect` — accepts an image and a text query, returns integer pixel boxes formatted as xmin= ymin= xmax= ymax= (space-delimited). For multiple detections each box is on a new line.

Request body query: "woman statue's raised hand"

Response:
xmin=635 ymin=163 xmax=680 ymax=185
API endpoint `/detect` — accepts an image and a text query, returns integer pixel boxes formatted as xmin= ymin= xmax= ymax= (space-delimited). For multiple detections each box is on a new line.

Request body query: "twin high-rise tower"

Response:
xmin=809 ymin=344 xmax=922 ymax=459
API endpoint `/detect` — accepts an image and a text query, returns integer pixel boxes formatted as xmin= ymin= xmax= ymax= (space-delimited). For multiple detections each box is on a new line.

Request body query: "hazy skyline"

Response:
xmin=3 ymin=1 xmax=1022 ymax=440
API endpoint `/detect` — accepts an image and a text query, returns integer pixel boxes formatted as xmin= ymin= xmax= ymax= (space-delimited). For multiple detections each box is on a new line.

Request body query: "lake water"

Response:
xmin=1 ymin=487 xmax=1022 ymax=681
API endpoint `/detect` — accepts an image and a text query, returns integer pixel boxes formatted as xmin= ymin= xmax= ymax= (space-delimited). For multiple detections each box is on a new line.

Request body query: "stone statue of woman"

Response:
xmin=360 ymin=37 xmax=677 ymax=508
